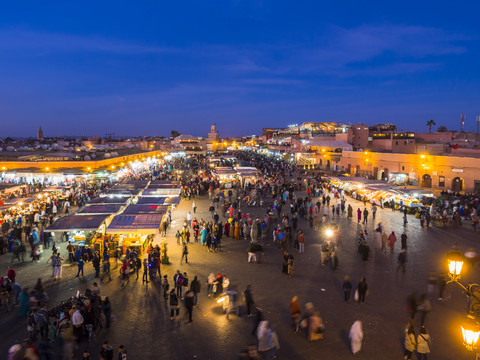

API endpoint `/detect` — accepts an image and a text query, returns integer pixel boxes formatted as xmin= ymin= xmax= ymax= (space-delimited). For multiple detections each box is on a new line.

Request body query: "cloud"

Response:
xmin=290 ymin=24 xmax=467 ymax=77
xmin=240 ymin=78 xmax=303 ymax=85
xmin=0 ymin=28 xmax=173 ymax=54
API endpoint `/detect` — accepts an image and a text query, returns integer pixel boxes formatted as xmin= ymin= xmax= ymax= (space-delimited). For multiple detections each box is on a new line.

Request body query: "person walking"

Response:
xmin=357 ymin=208 xmax=362 ymax=223
xmin=100 ymin=341 xmax=114 ymax=360
xmin=244 ymin=285 xmax=255 ymax=317
xmin=417 ymin=326 xmax=431 ymax=360
xmin=181 ymin=243 xmax=189 ymax=264
xmin=401 ymin=232 xmax=408 ymax=250
xmin=142 ymin=259 xmax=149 ymax=284
xmin=67 ymin=242 xmax=75 ymax=263
xmin=190 ymin=276 xmax=201 ymax=306
xmin=102 ymin=297 xmax=112 ymax=328
xmin=184 ymin=290 xmax=194 ymax=323
xmin=169 ymin=289 xmax=179 ymax=320
xmin=297 ymin=230 xmax=305 ymax=253
xmin=134 ymin=256 xmax=141 ymax=280
xmin=397 ymin=249 xmax=407 ymax=274
xmin=349 ymin=320 xmax=363 ymax=355
xmin=363 ymin=208 xmax=369 ymax=225
xmin=404 ymin=325 xmax=417 ymax=360
xmin=118 ymin=345 xmax=127 ymax=360
xmin=50 ymin=253 xmax=63 ymax=280
xmin=371 ymin=204 xmax=377 ymax=220
xmin=388 ymin=231 xmax=397 ymax=252
xmin=343 ymin=275 xmax=352 ymax=303
xmin=174 ymin=270 xmax=183 ymax=299
xmin=192 ymin=201 xmax=197 ymax=214
xmin=76 ymin=257 xmax=85 ymax=277
xmin=356 ymin=277 xmax=368 ymax=303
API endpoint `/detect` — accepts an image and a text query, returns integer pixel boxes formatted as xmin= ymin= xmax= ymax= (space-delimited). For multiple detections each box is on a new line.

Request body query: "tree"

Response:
xmin=170 ymin=130 xmax=180 ymax=138
xmin=437 ymin=126 xmax=448 ymax=132
xmin=426 ymin=119 xmax=436 ymax=133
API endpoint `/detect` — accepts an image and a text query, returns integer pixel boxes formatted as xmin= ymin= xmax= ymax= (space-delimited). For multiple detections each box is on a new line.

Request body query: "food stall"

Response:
xmin=104 ymin=189 xmax=141 ymax=197
xmin=46 ymin=214 xmax=111 ymax=246
xmin=122 ymin=204 xmax=170 ymax=215
xmin=235 ymin=167 xmax=261 ymax=187
xmin=77 ymin=204 xmax=125 ymax=215
xmin=213 ymin=167 xmax=238 ymax=188
xmin=89 ymin=196 xmax=131 ymax=206
xmin=148 ymin=180 xmax=181 ymax=187
xmin=106 ymin=212 xmax=167 ymax=253
xmin=142 ymin=185 xmax=182 ymax=197
xmin=136 ymin=196 xmax=167 ymax=205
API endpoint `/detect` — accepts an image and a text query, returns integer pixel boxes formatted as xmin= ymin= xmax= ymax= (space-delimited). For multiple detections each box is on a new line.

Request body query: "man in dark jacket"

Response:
xmin=184 ymin=290 xmax=194 ymax=323
xmin=244 ymin=285 xmax=255 ymax=316
xmin=190 ymin=276 xmax=201 ymax=305
xmin=100 ymin=341 xmax=113 ymax=360
xmin=169 ymin=289 xmax=179 ymax=320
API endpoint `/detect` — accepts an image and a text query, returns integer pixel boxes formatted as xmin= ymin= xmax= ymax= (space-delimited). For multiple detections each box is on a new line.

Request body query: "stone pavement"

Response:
xmin=1 ymin=191 xmax=479 ymax=359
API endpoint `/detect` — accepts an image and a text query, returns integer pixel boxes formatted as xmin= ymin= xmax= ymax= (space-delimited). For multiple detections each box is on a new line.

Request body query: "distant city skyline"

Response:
xmin=1 ymin=1 xmax=479 ymax=137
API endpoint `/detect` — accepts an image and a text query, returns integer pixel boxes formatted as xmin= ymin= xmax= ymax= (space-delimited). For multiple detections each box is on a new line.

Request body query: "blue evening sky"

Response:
xmin=0 ymin=1 xmax=479 ymax=137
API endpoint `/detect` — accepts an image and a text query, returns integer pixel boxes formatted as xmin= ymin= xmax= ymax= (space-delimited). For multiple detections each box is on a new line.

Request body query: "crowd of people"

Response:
xmin=3 ymin=150 xmax=478 ymax=359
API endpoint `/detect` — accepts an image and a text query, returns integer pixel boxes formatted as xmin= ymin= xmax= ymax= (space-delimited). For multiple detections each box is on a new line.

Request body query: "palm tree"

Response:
xmin=426 ymin=119 xmax=436 ymax=133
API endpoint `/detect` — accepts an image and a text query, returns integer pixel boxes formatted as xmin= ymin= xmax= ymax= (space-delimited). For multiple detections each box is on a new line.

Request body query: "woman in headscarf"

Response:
xmin=308 ymin=311 xmax=324 ymax=341
xmin=404 ymin=325 xmax=417 ymax=359
xmin=290 ymin=296 xmax=301 ymax=332
xmin=224 ymin=222 xmax=230 ymax=237
xmin=349 ymin=320 xmax=363 ymax=355
xmin=234 ymin=221 xmax=240 ymax=240
xmin=250 ymin=219 xmax=258 ymax=242
xmin=257 ymin=321 xmax=280 ymax=359
xmin=282 ymin=251 xmax=289 ymax=275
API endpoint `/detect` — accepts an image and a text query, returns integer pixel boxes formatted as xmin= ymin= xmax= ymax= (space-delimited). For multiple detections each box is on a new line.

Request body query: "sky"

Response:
xmin=0 ymin=1 xmax=479 ymax=138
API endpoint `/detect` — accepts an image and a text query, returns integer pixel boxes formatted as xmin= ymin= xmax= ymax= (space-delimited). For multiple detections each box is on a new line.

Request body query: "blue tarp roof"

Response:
xmin=122 ymin=204 xmax=169 ymax=215
xmin=106 ymin=213 xmax=165 ymax=234
xmin=46 ymin=214 xmax=110 ymax=232
xmin=136 ymin=197 xmax=167 ymax=205
xmin=77 ymin=204 xmax=123 ymax=215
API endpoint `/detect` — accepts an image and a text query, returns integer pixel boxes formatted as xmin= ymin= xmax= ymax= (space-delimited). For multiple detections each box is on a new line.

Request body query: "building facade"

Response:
xmin=336 ymin=151 xmax=480 ymax=193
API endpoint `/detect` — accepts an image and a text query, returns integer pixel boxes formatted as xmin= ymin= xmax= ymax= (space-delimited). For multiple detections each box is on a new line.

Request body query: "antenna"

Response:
xmin=476 ymin=114 xmax=480 ymax=143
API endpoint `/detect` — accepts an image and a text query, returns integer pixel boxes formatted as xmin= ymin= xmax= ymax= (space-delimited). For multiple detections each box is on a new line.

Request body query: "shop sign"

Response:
xmin=452 ymin=169 xmax=464 ymax=173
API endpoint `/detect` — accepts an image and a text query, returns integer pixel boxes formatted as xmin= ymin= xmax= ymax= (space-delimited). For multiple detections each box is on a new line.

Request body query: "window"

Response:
xmin=402 ymin=166 xmax=405 ymax=170
xmin=439 ymin=176 xmax=445 ymax=187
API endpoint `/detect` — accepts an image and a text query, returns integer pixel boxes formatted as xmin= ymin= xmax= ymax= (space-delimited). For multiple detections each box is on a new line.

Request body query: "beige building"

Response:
xmin=335 ymin=151 xmax=480 ymax=193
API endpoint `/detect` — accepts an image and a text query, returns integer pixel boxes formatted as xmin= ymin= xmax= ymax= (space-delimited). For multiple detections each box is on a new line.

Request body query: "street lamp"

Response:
xmin=448 ymin=248 xmax=465 ymax=281
xmin=462 ymin=316 xmax=480 ymax=351
xmin=446 ymin=247 xmax=480 ymax=355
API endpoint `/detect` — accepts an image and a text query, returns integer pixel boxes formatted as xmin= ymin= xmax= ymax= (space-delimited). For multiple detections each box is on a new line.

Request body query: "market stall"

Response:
xmin=235 ymin=167 xmax=261 ymax=187
xmin=106 ymin=213 xmax=166 ymax=252
xmin=136 ymin=196 xmax=167 ymax=205
xmin=89 ymin=196 xmax=131 ymax=205
xmin=46 ymin=214 xmax=111 ymax=244
xmin=122 ymin=204 xmax=170 ymax=215
xmin=142 ymin=185 xmax=182 ymax=197
xmin=148 ymin=180 xmax=181 ymax=187
xmin=77 ymin=204 xmax=124 ymax=215
xmin=213 ymin=167 xmax=238 ymax=188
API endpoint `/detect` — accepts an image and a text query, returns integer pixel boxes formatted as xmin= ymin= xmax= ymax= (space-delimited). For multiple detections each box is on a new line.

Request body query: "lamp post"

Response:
xmin=446 ymin=247 xmax=480 ymax=356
